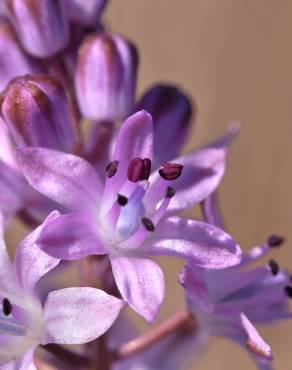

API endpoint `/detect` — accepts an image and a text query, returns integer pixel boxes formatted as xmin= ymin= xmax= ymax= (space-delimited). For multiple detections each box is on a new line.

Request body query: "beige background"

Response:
xmin=106 ymin=1 xmax=292 ymax=369
xmin=6 ymin=1 xmax=292 ymax=369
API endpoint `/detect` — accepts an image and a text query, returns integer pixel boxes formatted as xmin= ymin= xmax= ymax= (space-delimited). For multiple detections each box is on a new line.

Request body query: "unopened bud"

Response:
xmin=0 ymin=75 xmax=77 ymax=152
xmin=0 ymin=21 xmax=43 ymax=91
xmin=5 ymin=0 xmax=69 ymax=58
xmin=137 ymin=84 xmax=194 ymax=164
xmin=75 ymin=32 xmax=138 ymax=121
xmin=65 ymin=0 xmax=108 ymax=26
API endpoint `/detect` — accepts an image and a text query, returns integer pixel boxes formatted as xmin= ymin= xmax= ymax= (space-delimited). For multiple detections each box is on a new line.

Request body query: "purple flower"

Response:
xmin=0 ymin=211 xmax=124 ymax=368
xmin=17 ymin=110 xmax=241 ymax=322
xmin=65 ymin=0 xmax=108 ymax=26
xmin=180 ymin=231 xmax=290 ymax=368
xmin=0 ymin=21 xmax=43 ymax=91
xmin=4 ymin=0 xmax=70 ymax=58
xmin=137 ymin=84 xmax=194 ymax=167
xmin=75 ymin=31 xmax=138 ymax=121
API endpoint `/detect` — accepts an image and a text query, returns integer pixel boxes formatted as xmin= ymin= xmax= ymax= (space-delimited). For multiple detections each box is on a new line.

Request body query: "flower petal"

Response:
xmin=110 ymin=256 xmax=164 ymax=322
xmin=37 ymin=212 xmax=107 ymax=260
xmin=17 ymin=148 xmax=103 ymax=214
xmin=201 ymin=191 xmax=226 ymax=230
xmin=42 ymin=287 xmax=124 ymax=344
xmin=145 ymin=147 xmax=227 ymax=215
xmin=13 ymin=211 xmax=61 ymax=294
xmin=0 ymin=348 xmax=36 ymax=370
xmin=102 ymin=111 xmax=153 ymax=214
xmin=147 ymin=217 xmax=241 ymax=269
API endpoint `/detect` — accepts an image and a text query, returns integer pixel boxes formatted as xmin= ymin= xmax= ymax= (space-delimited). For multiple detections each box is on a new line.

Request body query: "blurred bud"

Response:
xmin=65 ymin=0 xmax=108 ymax=26
xmin=137 ymin=84 xmax=194 ymax=164
xmin=0 ymin=75 xmax=77 ymax=152
xmin=5 ymin=0 xmax=69 ymax=58
xmin=75 ymin=32 xmax=138 ymax=121
xmin=0 ymin=21 xmax=43 ymax=91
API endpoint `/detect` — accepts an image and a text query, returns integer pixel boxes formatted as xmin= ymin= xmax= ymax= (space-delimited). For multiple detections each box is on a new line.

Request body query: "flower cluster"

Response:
xmin=0 ymin=1 xmax=289 ymax=369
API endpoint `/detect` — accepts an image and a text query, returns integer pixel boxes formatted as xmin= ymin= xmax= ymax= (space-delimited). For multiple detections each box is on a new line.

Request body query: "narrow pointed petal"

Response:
xmin=42 ymin=287 xmax=124 ymax=344
xmin=110 ymin=256 xmax=165 ymax=322
xmin=17 ymin=148 xmax=103 ymax=213
xmin=13 ymin=211 xmax=61 ymax=294
xmin=37 ymin=212 xmax=107 ymax=260
xmin=201 ymin=191 xmax=226 ymax=230
xmin=147 ymin=217 xmax=241 ymax=269
xmin=137 ymin=84 xmax=194 ymax=166
xmin=145 ymin=147 xmax=227 ymax=215
xmin=102 ymin=111 xmax=153 ymax=214
xmin=207 ymin=122 xmax=240 ymax=149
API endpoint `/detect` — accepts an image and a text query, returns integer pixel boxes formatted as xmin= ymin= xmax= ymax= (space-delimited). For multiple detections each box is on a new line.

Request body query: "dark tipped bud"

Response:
xmin=267 ymin=235 xmax=285 ymax=247
xmin=159 ymin=162 xmax=183 ymax=181
xmin=5 ymin=0 xmax=69 ymax=58
xmin=76 ymin=32 xmax=138 ymax=121
xmin=127 ymin=157 xmax=151 ymax=182
xmin=0 ymin=21 xmax=43 ymax=91
xmin=65 ymin=0 xmax=108 ymax=26
xmin=2 ymin=298 xmax=12 ymax=316
xmin=117 ymin=194 xmax=128 ymax=206
xmin=141 ymin=217 xmax=155 ymax=232
xmin=106 ymin=160 xmax=119 ymax=178
xmin=137 ymin=84 xmax=194 ymax=164
xmin=284 ymin=286 xmax=292 ymax=298
xmin=268 ymin=259 xmax=279 ymax=276
xmin=166 ymin=186 xmax=176 ymax=198
xmin=0 ymin=75 xmax=77 ymax=152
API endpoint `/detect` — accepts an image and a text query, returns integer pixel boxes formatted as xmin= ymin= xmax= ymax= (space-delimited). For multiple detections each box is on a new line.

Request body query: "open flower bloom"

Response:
xmin=0 ymin=212 xmax=124 ymax=369
xmin=180 ymin=227 xmax=291 ymax=369
xmin=17 ymin=110 xmax=241 ymax=322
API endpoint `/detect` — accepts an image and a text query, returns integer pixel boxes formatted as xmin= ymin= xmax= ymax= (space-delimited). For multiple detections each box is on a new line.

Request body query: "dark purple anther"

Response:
xmin=106 ymin=160 xmax=119 ymax=178
xmin=117 ymin=194 xmax=128 ymax=206
xmin=127 ymin=157 xmax=151 ymax=182
xmin=268 ymin=259 xmax=279 ymax=276
xmin=159 ymin=162 xmax=183 ymax=181
xmin=2 ymin=298 xmax=12 ymax=316
xmin=284 ymin=286 xmax=292 ymax=298
xmin=141 ymin=217 xmax=155 ymax=232
xmin=166 ymin=186 xmax=176 ymax=198
xmin=267 ymin=235 xmax=285 ymax=247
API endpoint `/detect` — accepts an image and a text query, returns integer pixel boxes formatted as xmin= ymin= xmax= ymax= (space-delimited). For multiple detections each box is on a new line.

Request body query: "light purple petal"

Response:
xmin=201 ymin=191 xmax=226 ymax=230
xmin=42 ymin=287 xmax=124 ymax=344
xmin=17 ymin=148 xmax=103 ymax=213
xmin=110 ymin=256 xmax=164 ymax=322
xmin=146 ymin=217 xmax=241 ymax=269
xmin=206 ymin=306 xmax=272 ymax=363
xmin=37 ymin=212 xmax=107 ymax=260
xmin=145 ymin=147 xmax=227 ymax=215
xmin=206 ymin=122 xmax=240 ymax=149
xmin=179 ymin=264 xmax=214 ymax=312
xmin=13 ymin=211 xmax=61 ymax=294
xmin=102 ymin=111 xmax=153 ymax=214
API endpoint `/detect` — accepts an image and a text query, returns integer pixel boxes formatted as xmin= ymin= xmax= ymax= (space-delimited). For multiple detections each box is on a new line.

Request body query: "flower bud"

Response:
xmin=0 ymin=75 xmax=77 ymax=152
xmin=0 ymin=21 xmax=43 ymax=91
xmin=4 ymin=0 xmax=69 ymax=58
xmin=137 ymin=84 xmax=194 ymax=164
xmin=75 ymin=32 xmax=138 ymax=121
xmin=65 ymin=0 xmax=108 ymax=26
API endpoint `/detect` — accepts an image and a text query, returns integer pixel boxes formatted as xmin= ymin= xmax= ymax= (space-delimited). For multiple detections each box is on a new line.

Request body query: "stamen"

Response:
xmin=127 ymin=157 xmax=152 ymax=182
xmin=166 ymin=186 xmax=176 ymax=198
xmin=246 ymin=339 xmax=271 ymax=359
xmin=106 ymin=160 xmax=119 ymax=178
xmin=159 ymin=162 xmax=183 ymax=180
xmin=2 ymin=298 xmax=12 ymax=316
xmin=268 ymin=259 xmax=279 ymax=276
xmin=284 ymin=286 xmax=292 ymax=298
xmin=267 ymin=234 xmax=285 ymax=247
xmin=141 ymin=217 xmax=155 ymax=232
xmin=117 ymin=194 xmax=128 ymax=206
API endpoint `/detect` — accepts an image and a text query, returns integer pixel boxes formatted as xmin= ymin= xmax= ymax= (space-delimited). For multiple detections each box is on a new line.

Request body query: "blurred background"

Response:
xmin=7 ymin=1 xmax=292 ymax=369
